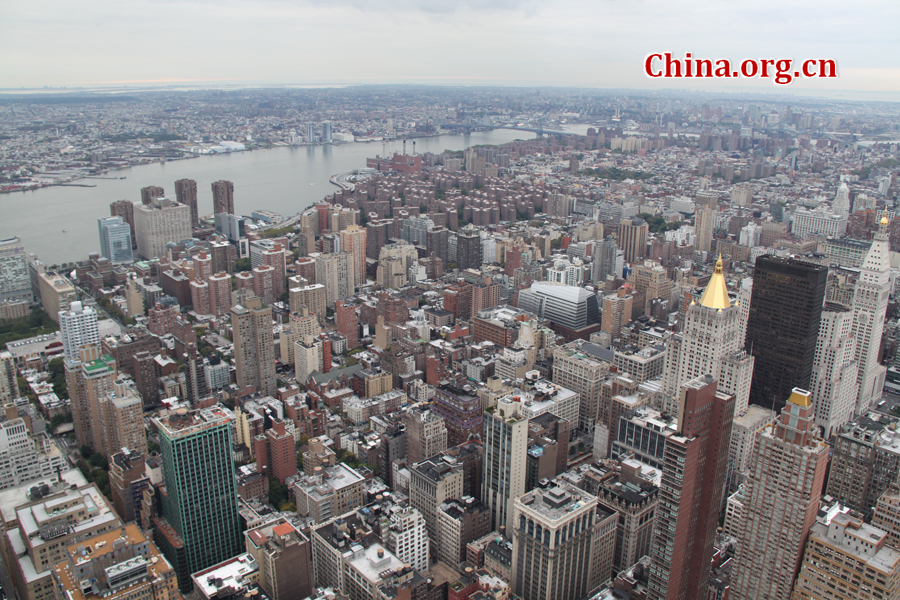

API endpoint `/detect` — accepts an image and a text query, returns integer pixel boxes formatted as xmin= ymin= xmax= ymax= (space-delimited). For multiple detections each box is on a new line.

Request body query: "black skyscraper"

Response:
xmin=456 ymin=230 xmax=482 ymax=270
xmin=745 ymin=255 xmax=827 ymax=412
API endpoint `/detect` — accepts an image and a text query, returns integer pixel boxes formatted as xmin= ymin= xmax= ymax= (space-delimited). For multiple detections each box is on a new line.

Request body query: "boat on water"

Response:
xmin=62 ymin=229 xmax=68 ymax=233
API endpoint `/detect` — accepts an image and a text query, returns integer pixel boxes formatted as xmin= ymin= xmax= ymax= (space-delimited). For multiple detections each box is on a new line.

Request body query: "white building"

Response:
xmin=133 ymin=197 xmax=192 ymax=260
xmin=482 ymin=395 xmax=528 ymax=533
xmin=59 ymin=301 xmax=99 ymax=361
xmin=0 ymin=417 xmax=67 ymax=491
xmin=811 ymin=305 xmax=859 ymax=437
xmin=380 ymin=505 xmax=429 ymax=572
xmin=518 ymin=377 xmax=580 ymax=427
xmin=852 ymin=212 xmax=892 ymax=414
xmin=662 ymin=258 xmax=753 ymax=415
xmin=791 ymin=206 xmax=847 ymax=239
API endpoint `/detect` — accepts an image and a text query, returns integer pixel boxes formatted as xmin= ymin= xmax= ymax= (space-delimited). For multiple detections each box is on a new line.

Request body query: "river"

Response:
xmin=0 ymin=125 xmax=592 ymax=264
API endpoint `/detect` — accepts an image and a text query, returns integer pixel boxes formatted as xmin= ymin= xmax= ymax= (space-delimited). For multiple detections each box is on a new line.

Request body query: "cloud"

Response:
xmin=0 ymin=0 xmax=898 ymax=92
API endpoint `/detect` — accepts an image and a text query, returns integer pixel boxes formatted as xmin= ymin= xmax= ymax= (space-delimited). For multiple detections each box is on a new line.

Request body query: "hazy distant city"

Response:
xmin=1 ymin=77 xmax=900 ymax=600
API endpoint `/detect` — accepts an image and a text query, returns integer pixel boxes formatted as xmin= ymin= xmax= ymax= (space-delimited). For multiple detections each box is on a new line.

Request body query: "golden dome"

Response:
xmin=698 ymin=255 xmax=731 ymax=310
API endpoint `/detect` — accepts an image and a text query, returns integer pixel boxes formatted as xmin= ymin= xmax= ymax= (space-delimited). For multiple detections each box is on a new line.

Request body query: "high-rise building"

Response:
xmin=852 ymin=210 xmax=891 ymax=413
xmin=593 ymin=236 xmax=619 ymax=282
xmin=174 ymin=178 xmax=199 ymax=228
xmin=517 ymin=282 xmax=601 ymax=342
xmin=826 ymin=417 xmax=900 ymax=514
xmin=313 ymin=252 xmax=355 ymax=308
xmin=65 ymin=344 xmax=146 ymax=458
xmin=0 ymin=237 xmax=31 ymax=303
xmin=153 ymin=407 xmax=242 ymax=593
xmin=208 ymin=272 xmax=232 ymax=316
xmin=694 ymin=208 xmax=716 ymax=254
xmin=109 ymin=448 xmax=151 ymax=526
xmin=405 ymin=404 xmax=448 ymax=465
xmin=601 ymin=287 xmax=633 ymax=341
xmin=482 ymin=395 xmax=529 ymax=533
xmin=426 ymin=227 xmax=450 ymax=265
xmin=511 ymin=482 xmax=617 ymax=600
xmin=98 ymin=216 xmax=133 ymax=264
xmin=0 ymin=350 xmax=19 ymax=403
xmin=731 ymin=388 xmax=830 ymax=600
xmin=810 ymin=303 xmax=859 ymax=437
xmin=745 ymin=256 xmax=827 ymax=413
xmin=140 ymin=185 xmax=165 ymax=205
xmin=232 ymin=296 xmax=276 ymax=397
xmin=253 ymin=420 xmax=296 ymax=484
xmin=211 ymin=180 xmax=235 ymax=215
xmin=791 ymin=513 xmax=900 ymax=600
xmin=244 ymin=518 xmax=313 ymax=600
xmin=457 ymin=230 xmax=483 ymax=270
xmin=662 ymin=256 xmax=754 ymax=415
xmin=432 ymin=382 xmax=483 ymax=446
xmin=617 ymin=217 xmax=649 ymax=263
xmin=873 ymin=484 xmax=900 ymax=550
xmin=335 ymin=299 xmax=358 ymax=349
xmin=647 ymin=375 xmax=735 ymax=600
xmin=409 ymin=454 xmax=464 ymax=544
xmin=552 ymin=342 xmax=610 ymax=433
xmin=339 ymin=224 xmax=367 ymax=287
xmin=59 ymin=300 xmax=99 ymax=360
xmin=133 ymin=197 xmax=192 ymax=260
xmin=188 ymin=279 xmax=211 ymax=317
xmin=321 ymin=121 xmax=332 ymax=143
xmin=436 ymin=497 xmax=491 ymax=568
xmin=833 ymin=182 xmax=851 ymax=220
xmin=110 ymin=200 xmax=136 ymax=248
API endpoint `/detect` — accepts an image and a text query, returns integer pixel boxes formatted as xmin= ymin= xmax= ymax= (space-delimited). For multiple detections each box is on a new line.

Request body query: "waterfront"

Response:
xmin=0 ymin=128 xmax=565 ymax=264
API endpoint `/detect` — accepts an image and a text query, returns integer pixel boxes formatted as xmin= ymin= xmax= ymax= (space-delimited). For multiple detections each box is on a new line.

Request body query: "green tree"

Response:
xmin=268 ymin=477 xmax=288 ymax=507
xmin=80 ymin=445 xmax=93 ymax=459
xmin=234 ymin=257 xmax=252 ymax=272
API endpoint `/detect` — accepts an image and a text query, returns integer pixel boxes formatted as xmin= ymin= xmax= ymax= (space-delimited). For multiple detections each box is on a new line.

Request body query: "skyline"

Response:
xmin=2 ymin=0 xmax=899 ymax=97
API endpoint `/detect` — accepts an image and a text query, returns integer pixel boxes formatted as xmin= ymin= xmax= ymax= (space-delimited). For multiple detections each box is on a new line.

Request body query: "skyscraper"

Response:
xmin=731 ymin=388 xmax=830 ymax=600
xmin=833 ymin=181 xmax=851 ymax=220
xmin=851 ymin=210 xmax=891 ymax=413
xmin=133 ymin=197 xmax=192 ymax=260
xmin=0 ymin=237 xmax=31 ymax=303
xmin=335 ymin=299 xmax=358 ymax=349
xmin=98 ymin=216 xmax=134 ymax=264
xmin=457 ymin=230 xmax=483 ymax=270
xmin=662 ymin=256 xmax=754 ymax=415
xmin=617 ymin=217 xmax=648 ymax=264
xmin=694 ymin=207 xmax=716 ymax=254
xmin=59 ymin=300 xmax=99 ymax=360
xmin=809 ymin=303 xmax=858 ymax=437
xmin=232 ymin=296 xmax=276 ymax=397
xmin=745 ymin=256 xmax=827 ymax=413
xmin=405 ymin=404 xmax=448 ymax=466
xmin=313 ymin=252 xmax=354 ymax=308
xmin=211 ymin=180 xmax=235 ymax=215
xmin=110 ymin=200 xmax=136 ymax=248
xmin=647 ymin=375 xmax=735 ymax=600
xmin=0 ymin=350 xmax=18 ymax=403
xmin=339 ymin=224 xmax=367 ymax=287
xmin=174 ymin=178 xmax=199 ymax=228
xmin=140 ymin=185 xmax=165 ymax=205
xmin=154 ymin=407 xmax=243 ymax=592
xmin=482 ymin=395 xmax=529 ymax=533
xmin=511 ymin=482 xmax=617 ymax=600
xmin=790 ymin=513 xmax=900 ymax=600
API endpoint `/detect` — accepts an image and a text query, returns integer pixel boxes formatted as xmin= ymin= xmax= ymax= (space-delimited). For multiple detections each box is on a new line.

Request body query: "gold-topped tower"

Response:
xmin=699 ymin=255 xmax=732 ymax=310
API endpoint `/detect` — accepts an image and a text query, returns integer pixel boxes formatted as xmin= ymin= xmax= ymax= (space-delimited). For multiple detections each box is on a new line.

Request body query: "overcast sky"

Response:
xmin=2 ymin=0 xmax=898 ymax=94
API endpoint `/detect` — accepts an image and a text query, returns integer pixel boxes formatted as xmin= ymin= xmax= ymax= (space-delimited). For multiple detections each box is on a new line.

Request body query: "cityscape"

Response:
xmin=2 ymin=2 xmax=900 ymax=600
